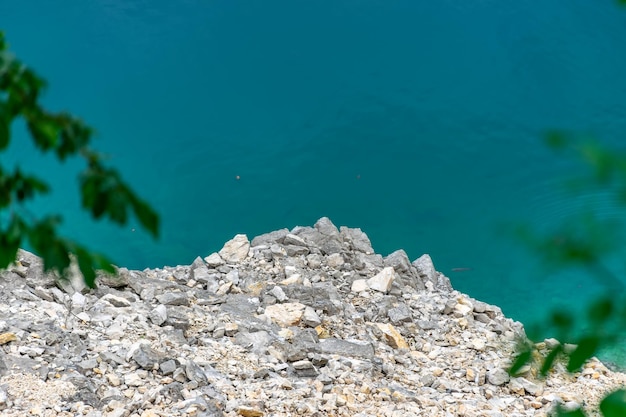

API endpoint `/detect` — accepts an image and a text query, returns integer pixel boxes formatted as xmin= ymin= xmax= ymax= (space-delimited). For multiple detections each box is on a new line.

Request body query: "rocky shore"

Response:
xmin=0 ymin=217 xmax=624 ymax=416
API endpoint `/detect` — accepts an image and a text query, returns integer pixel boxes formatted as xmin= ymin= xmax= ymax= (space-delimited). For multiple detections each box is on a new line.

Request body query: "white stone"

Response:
xmin=280 ymin=275 xmax=302 ymax=286
xmin=454 ymin=303 xmax=473 ymax=317
xmin=71 ymin=292 xmax=86 ymax=309
xmin=269 ymin=286 xmax=288 ymax=302
xmin=101 ymin=294 xmax=131 ymax=308
xmin=124 ymin=372 xmax=144 ymax=387
xmin=302 ymin=307 xmax=322 ymax=327
xmin=326 ymin=253 xmax=344 ymax=269
xmin=148 ymin=304 xmax=167 ymax=326
xmin=471 ymin=339 xmax=486 ymax=351
xmin=486 ymin=368 xmax=510 ymax=386
xmin=413 ymin=254 xmax=437 ymax=283
xmin=204 ymin=252 xmax=224 ymax=267
xmin=76 ymin=312 xmax=91 ymax=322
xmin=351 ymin=279 xmax=369 ymax=293
xmin=264 ymin=303 xmax=306 ymax=327
xmin=218 ymin=234 xmax=250 ymax=263
xmin=366 ymin=267 xmax=396 ymax=293
xmin=284 ymin=265 xmax=298 ymax=278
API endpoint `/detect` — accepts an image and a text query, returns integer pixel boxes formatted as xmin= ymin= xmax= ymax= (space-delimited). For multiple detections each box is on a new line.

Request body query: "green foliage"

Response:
xmin=0 ymin=31 xmax=159 ymax=287
xmin=600 ymin=390 xmax=626 ymax=417
xmin=510 ymin=135 xmax=626 ymax=416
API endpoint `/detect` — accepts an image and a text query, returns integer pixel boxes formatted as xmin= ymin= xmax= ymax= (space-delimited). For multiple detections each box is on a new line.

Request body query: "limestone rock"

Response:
xmin=237 ymin=406 xmax=264 ymax=417
xmin=1 ymin=219 xmax=624 ymax=417
xmin=351 ymin=279 xmax=369 ymax=293
xmin=366 ymin=267 xmax=396 ymax=293
xmin=413 ymin=254 xmax=438 ymax=287
xmin=375 ymin=323 xmax=409 ymax=349
xmin=219 ymin=234 xmax=250 ymax=263
xmin=204 ymin=252 xmax=225 ymax=268
xmin=148 ymin=304 xmax=168 ymax=326
xmin=264 ymin=303 xmax=306 ymax=327
xmin=487 ymin=368 xmax=510 ymax=386
xmin=302 ymin=307 xmax=322 ymax=327
xmin=250 ymin=228 xmax=289 ymax=247
xmin=340 ymin=226 xmax=374 ymax=254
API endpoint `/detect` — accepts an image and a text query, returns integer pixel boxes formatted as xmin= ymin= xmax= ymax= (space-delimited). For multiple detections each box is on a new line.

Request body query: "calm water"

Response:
xmin=4 ymin=0 xmax=626 ymax=359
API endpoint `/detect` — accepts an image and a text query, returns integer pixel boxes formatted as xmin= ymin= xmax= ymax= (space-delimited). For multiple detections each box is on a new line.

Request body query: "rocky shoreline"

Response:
xmin=0 ymin=217 xmax=624 ymax=416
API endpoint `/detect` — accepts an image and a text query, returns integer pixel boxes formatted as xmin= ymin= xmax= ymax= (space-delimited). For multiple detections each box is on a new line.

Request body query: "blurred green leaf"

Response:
xmin=599 ymin=389 xmax=626 ymax=417
xmin=587 ymin=296 xmax=614 ymax=325
xmin=73 ymin=245 xmax=96 ymax=288
xmin=545 ymin=131 xmax=568 ymax=150
xmin=0 ymin=108 xmax=9 ymax=150
xmin=567 ymin=336 xmax=600 ymax=372
xmin=27 ymin=113 xmax=60 ymax=151
xmin=0 ymin=214 xmax=25 ymax=268
xmin=551 ymin=311 xmax=574 ymax=332
xmin=0 ymin=31 xmax=160 ymax=286
xmin=131 ymin=195 xmax=159 ymax=238
xmin=509 ymin=349 xmax=532 ymax=375
xmin=540 ymin=344 xmax=563 ymax=377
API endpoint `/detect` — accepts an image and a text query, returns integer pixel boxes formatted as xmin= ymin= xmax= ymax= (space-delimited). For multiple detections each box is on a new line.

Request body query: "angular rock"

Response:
xmin=292 ymin=359 xmax=318 ymax=377
xmin=148 ymin=304 xmax=168 ymax=326
xmin=317 ymin=338 xmax=375 ymax=359
xmin=486 ymin=368 xmax=510 ymax=386
xmin=285 ymin=245 xmax=310 ymax=256
xmin=132 ymin=344 xmax=167 ymax=370
xmin=159 ymin=359 xmax=178 ymax=375
xmin=219 ymin=234 xmax=251 ymax=263
xmin=376 ymin=323 xmax=409 ymax=349
xmin=97 ymin=267 xmax=130 ymax=288
xmin=101 ymin=294 xmax=131 ymax=308
xmin=280 ymin=283 xmax=343 ymax=315
xmin=185 ymin=359 xmax=209 ymax=387
xmin=387 ymin=303 xmax=412 ymax=324
xmin=264 ymin=303 xmax=306 ymax=327
xmin=302 ymin=306 xmax=322 ymax=327
xmin=326 ymin=253 xmax=345 ymax=269
xmin=164 ymin=306 xmax=191 ymax=330
xmin=351 ymin=279 xmax=369 ymax=293
xmin=340 ymin=226 xmax=374 ymax=254
xmin=366 ymin=267 xmax=396 ymax=293
xmin=204 ymin=252 xmax=225 ymax=268
xmin=156 ymin=292 xmax=190 ymax=306
xmin=250 ymin=228 xmax=289 ymax=247
xmin=284 ymin=233 xmax=307 ymax=247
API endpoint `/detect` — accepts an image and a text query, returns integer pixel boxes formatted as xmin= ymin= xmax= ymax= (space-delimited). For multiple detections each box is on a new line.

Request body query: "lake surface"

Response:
xmin=3 ymin=0 xmax=626 ymax=360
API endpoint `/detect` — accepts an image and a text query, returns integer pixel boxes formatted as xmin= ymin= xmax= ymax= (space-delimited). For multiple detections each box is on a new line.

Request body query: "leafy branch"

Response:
xmin=0 ymin=31 xmax=159 ymax=287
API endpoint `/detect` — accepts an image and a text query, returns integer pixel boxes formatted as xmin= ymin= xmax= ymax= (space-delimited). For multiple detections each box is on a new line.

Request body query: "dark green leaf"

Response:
xmin=27 ymin=216 xmax=71 ymax=275
xmin=567 ymin=336 xmax=600 ymax=373
xmin=131 ymin=195 xmax=159 ymax=238
xmin=92 ymin=253 xmax=116 ymax=274
xmin=509 ymin=349 xmax=532 ymax=376
xmin=587 ymin=296 xmax=614 ymax=324
xmin=545 ymin=131 xmax=568 ymax=150
xmin=599 ymin=389 xmax=626 ymax=417
xmin=27 ymin=114 xmax=60 ymax=151
xmin=73 ymin=246 xmax=96 ymax=288
xmin=551 ymin=311 xmax=574 ymax=331
xmin=540 ymin=344 xmax=563 ymax=377
xmin=0 ymin=214 xmax=24 ymax=268
xmin=0 ymin=111 xmax=9 ymax=150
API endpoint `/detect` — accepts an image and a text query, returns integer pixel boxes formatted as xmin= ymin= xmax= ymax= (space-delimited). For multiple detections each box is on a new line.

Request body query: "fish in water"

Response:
xmin=451 ymin=267 xmax=472 ymax=272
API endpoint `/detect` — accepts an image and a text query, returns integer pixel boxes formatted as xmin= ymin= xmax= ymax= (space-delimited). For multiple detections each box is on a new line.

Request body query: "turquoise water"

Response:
xmin=4 ymin=1 xmax=626 ymax=355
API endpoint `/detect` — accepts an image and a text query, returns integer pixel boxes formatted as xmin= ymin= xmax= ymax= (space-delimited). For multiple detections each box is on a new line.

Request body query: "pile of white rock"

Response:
xmin=0 ymin=217 xmax=624 ymax=417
